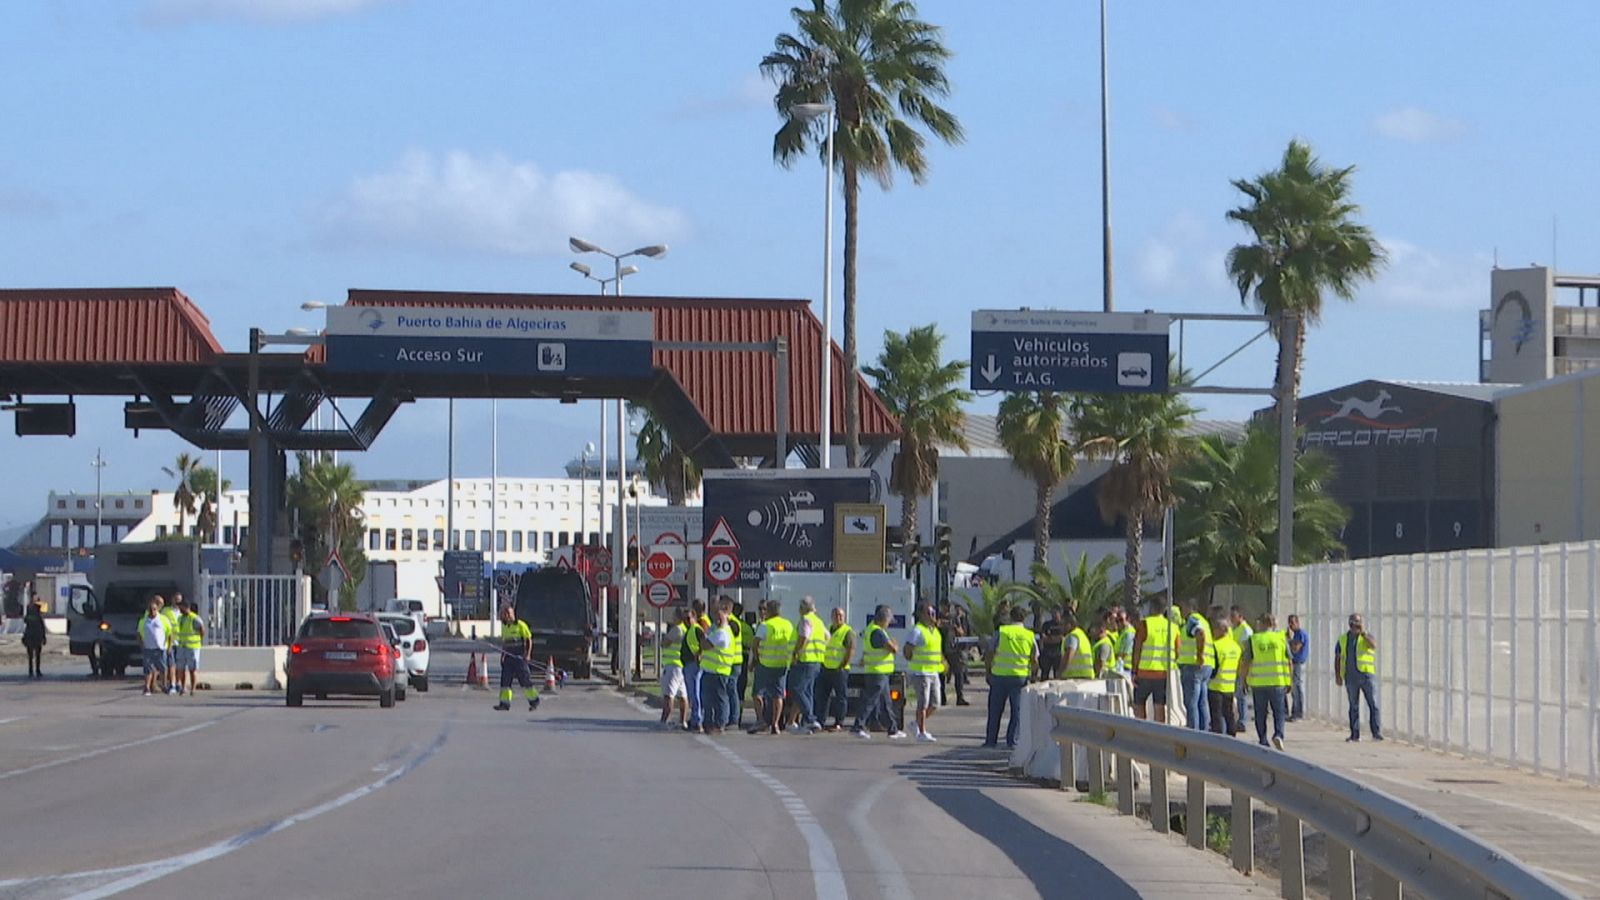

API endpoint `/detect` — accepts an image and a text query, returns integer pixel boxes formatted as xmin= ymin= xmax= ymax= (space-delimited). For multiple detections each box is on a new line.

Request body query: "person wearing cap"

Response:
xmin=171 ymin=596 xmax=205 ymax=696
xmin=902 ymin=605 xmax=945 ymax=742
xmin=1334 ymin=613 xmax=1382 ymax=742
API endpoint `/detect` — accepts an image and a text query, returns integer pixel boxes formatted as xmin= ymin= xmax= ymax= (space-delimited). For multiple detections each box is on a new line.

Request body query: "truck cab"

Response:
xmin=513 ymin=567 xmax=595 ymax=680
xmin=66 ymin=543 xmax=200 ymax=678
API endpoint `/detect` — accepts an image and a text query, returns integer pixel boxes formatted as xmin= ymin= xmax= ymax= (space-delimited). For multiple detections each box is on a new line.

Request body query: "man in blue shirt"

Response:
xmin=1286 ymin=614 xmax=1309 ymax=721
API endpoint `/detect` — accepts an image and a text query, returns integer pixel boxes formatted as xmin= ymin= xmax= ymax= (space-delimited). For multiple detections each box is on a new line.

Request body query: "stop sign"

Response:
xmin=645 ymin=551 xmax=675 ymax=581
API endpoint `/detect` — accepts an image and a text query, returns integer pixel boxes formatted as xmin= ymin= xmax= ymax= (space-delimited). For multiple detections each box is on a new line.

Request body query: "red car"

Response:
xmin=286 ymin=613 xmax=398 ymax=708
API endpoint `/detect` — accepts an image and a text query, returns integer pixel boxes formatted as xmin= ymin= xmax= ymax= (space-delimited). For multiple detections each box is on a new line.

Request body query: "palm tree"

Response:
xmin=862 ymin=323 xmax=971 ymax=554
xmin=994 ymin=391 xmax=1076 ymax=576
xmin=1072 ymin=383 xmax=1198 ymax=608
xmin=1173 ymin=426 xmax=1349 ymax=601
xmin=762 ymin=0 xmax=963 ymax=466
xmin=168 ymin=452 xmax=201 ymax=537
xmin=1225 ymin=140 xmax=1386 ymax=423
xmin=287 ymin=454 xmax=368 ymax=609
xmin=189 ymin=466 xmax=231 ymax=543
xmin=633 ymin=408 xmax=701 ymax=506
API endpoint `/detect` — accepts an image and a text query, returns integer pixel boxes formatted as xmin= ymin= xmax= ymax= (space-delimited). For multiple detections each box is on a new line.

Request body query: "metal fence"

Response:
xmin=198 ymin=574 xmax=311 ymax=648
xmin=1275 ymin=540 xmax=1600 ymax=784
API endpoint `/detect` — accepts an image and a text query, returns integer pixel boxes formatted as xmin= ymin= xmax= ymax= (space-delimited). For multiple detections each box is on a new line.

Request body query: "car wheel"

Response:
xmin=286 ymin=686 xmax=303 ymax=707
xmin=414 ymin=675 xmax=429 ymax=693
xmin=396 ymin=685 xmax=407 ymax=702
xmin=379 ymin=685 xmax=395 ymax=708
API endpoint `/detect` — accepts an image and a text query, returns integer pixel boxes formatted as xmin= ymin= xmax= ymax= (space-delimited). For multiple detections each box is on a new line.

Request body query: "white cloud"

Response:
xmin=1133 ymin=212 xmax=1232 ymax=298
xmin=140 ymin=0 xmax=396 ymax=26
xmin=1371 ymin=106 xmax=1468 ymax=144
xmin=673 ymin=73 xmax=772 ymax=120
xmin=1370 ymin=238 xmax=1489 ymax=309
xmin=1151 ymin=105 xmax=1196 ymax=133
xmin=317 ymin=150 xmax=689 ymax=257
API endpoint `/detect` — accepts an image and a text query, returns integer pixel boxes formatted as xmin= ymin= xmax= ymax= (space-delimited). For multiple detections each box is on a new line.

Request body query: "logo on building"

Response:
xmin=358 ymin=308 xmax=386 ymax=332
xmin=1493 ymin=290 xmax=1536 ymax=354
xmin=1326 ymin=389 xmax=1402 ymax=423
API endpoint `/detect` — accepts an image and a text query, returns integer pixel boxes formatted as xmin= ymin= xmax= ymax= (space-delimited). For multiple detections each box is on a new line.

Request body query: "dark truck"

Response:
xmin=513 ymin=568 xmax=595 ymax=680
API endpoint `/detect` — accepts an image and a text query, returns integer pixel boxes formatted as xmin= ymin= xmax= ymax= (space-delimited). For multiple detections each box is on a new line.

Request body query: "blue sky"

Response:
xmin=3 ymin=0 xmax=1599 ymax=529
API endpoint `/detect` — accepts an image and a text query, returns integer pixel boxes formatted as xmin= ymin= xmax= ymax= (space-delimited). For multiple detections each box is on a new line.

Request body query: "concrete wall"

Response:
xmin=1496 ymin=372 xmax=1600 ymax=545
xmin=930 ymin=457 xmax=1111 ymax=562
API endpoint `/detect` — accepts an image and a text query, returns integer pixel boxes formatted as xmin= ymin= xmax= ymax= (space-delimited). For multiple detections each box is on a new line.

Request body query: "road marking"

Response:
xmin=0 ymin=728 xmax=450 ymax=899
xmin=847 ymin=777 xmax=915 ymax=900
xmin=0 ymin=718 xmax=220 ymax=783
xmin=0 ymin=716 xmax=25 ymax=725
xmin=697 ymin=736 xmax=849 ymax=900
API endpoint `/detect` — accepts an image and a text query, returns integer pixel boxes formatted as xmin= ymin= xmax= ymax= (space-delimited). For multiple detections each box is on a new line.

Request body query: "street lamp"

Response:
xmin=90 ymin=449 xmax=107 ymax=545
xmin=569 ymin=261 xmax=638 ymax=294
xmin=793 ymin=101 xmax=836 ymax=468
xmin=580 ymin=442 xmax=595 ymax=545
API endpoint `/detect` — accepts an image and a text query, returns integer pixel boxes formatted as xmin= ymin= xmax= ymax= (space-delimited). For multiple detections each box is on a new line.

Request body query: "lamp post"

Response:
xmin=90 ymin=448 xmax=107 ymax=546
xmin=569 ymin=237 xmax=668 ymax=687
xmin=580 ymin=442 xmax=595 ymax=545
xmin=1099 ymin=0 xmax=1114 ymax=313
xmin=793 ymin=101 xmax=836 ymax=468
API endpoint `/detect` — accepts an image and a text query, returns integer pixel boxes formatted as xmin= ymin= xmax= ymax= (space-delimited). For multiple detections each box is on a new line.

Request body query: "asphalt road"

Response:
xmin=0 ymin=645 xmax=1266 ymax=900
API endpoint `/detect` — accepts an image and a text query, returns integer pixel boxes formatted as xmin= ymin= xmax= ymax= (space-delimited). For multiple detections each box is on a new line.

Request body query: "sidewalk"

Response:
xmin=1284 ymin=718 xmax=1600 ymax=898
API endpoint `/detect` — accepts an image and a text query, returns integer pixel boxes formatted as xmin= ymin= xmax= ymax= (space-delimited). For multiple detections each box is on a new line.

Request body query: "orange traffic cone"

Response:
xmin=476 ymin=654 xmax=489 ymax=688
xmin=465 ymin=653 xmax=478 ymax=686
xmin=544 ymin=656 xmax=557 ymax=692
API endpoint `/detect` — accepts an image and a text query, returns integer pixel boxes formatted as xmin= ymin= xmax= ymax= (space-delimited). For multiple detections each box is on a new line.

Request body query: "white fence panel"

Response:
xmin=1274 ymin=540 xmax=1600 ymax=785
xmin=199 ymin=574 xmax=311 ymax=648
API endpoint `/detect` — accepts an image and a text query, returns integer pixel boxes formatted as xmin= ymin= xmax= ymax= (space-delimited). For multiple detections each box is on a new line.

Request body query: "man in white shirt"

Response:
xmin=137 ymin=597 xmax=169 ymax=697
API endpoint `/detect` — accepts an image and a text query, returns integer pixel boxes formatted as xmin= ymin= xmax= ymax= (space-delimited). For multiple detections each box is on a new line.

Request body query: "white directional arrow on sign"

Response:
xmin=980 ymin=354 xmax=1002 ymax=383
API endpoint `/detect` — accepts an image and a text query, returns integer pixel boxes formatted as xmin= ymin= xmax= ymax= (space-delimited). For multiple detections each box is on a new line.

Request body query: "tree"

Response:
xmin=1072 ymin=383 xmax=1198 ymax=608
xmin=168 ymin=452 xmax=202 ymax=537
xmin=960 ymin=579 xmax=1037 ymax=639
xmin=286 ymin=454 xmax=368 ymax=610
xmin=994 ymin=391 xmax=1076 ymax=577
xmin=762 ymin=0 xmax=963 ymax=466
xmin=1225 ymin=140 xmax=1385 ymax=423
xmin=1173 ymin=426 xmax=1349 ymax=601
xmin=862 ymin=323 xmax=971 ymax=554
xmin=634 ymin=407 xmax=702 ymax=506
xmin=189 ymin=466 xmax=231 ymax=543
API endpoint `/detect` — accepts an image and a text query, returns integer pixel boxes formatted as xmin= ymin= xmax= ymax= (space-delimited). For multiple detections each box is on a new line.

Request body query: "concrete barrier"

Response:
xmin=1010 ymin=678 xmax=1129 ymax=782
xmin=200 ymin=646 xmax=287 ymax=690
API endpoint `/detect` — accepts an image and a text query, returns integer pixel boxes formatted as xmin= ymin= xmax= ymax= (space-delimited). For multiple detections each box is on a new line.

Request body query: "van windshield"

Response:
xmin=106 ymin=583 xmax=181 ymax=616
xmin=300 ymin=619 xmax=381 ymax=640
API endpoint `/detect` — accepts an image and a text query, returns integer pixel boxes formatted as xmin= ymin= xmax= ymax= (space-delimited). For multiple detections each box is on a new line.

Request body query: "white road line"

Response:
xmin=0 ymin=730 xmax=449 ymax=899
xmin=0 ymin=719 xmax=219 ymax=783
xmin=697 ymin=737 xmax=848 ymax=900
xmin=847 ymin=777 xmax=915 ymax=900
xmin=0 ymin=716 xmax=25 ymax=725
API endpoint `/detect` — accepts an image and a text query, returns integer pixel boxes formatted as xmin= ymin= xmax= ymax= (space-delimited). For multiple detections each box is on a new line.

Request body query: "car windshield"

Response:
xmin=381 ymin=616 xmax=416 ymax=636
xmin=300 ymin=618 xmax=381 ymax=640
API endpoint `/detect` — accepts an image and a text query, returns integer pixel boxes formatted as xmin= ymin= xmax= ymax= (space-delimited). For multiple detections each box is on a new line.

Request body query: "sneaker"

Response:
xmin=746 ymin=726 xmax=765 ymax=735
xmin=808 ymin=724 xmax=823 ymax=735
xmin=1271 ymin=736 xmax=1285 ymax=750
xmin=1346 ymin=735 xmax=1360 ymax=743
xmin=786 ymin=724 xmax=807 ymax=735
xmin=143 ymin=689 xmax=152 ymax=696
xmin=917 ymin=731 xmax=938 ymax=743
xmin=980 ymin=741 xmax=998 ymax=749
xmin=529 ymin=697 xmax=541 ymax=711
xmin=493 ymin=702 xmax=511 ymax=711
xmin=955 ymin=699 xmax=971 ymax=706
xmin=1372 ymin=734 xmax=1384 ymax=741
xmin=853 ymin=729 xmax=871 ymax=740
xmin=888 ymin=730 xmax=908 ymax=741
xmin=167 ymin=685 xmax=179 ymax=695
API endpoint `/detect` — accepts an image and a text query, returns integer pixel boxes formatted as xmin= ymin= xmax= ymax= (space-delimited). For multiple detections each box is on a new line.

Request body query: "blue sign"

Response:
xmin=970 ymin=309 xmax=1170 ymax=393
xmin=323 ymin=306 xmax=655 ymax=377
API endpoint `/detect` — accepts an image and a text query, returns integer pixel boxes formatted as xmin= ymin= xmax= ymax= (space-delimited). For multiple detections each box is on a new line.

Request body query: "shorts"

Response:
xmin=755 ymin=665 xmax=789 ymax=700
xmin=1133 ymin=676 xmax=1169 ymax=706
xmin=142 ymin=648 xmax=168 ymax=675
xmin=175 ymin=647 xmax=200 ymax=671
xmin=660 ymin=665 xmax=687 ymax=699
xmin=912 ymin=673 xmax=941 ymax=710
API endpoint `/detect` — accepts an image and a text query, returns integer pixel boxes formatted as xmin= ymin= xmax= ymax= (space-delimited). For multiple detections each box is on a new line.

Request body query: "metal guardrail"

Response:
xmin=1051 ymin=706 xmax=1575 ymax=900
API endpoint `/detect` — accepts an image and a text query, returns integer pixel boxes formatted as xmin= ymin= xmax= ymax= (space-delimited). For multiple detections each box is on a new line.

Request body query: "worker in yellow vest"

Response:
xmin=1239 ymin=612 xmax=1290 ymax=749
xmin=903 ymin=605 xmax=945 ymax=742
xmin=171 ymin=596 xmax=205 ymax=696
xmin=1206 ymin=612 xmax=1242 ymax=736
xmin=1131 ymin=596 xmax=1175 ymax=723
xmin=682 ymin=599 xmax=709 ymax=733
xmin=658 ymin=607 xmax=690 ymax=730
xmin=1175 ymin=600 xmax=1214 ymax=731
xmin=789 ymin=597 xmax=829 ymax=734
xmin=816 ymin=607 xmax=855 ymax=731
xmin=719 ymin=599 xmax=745 ymax=730
xmin=1112 ymin=606 xmax=1137 ymax=674
xmin=751 ymin=600 xmax=795 ymax=736
xmin=983 ymin=606 xmax=1037 ymax=749
xmin=1090 ymin=620 xmax=1115 ymax=679
xmin=851 ymin=604 xmax=906 ymax=740
xmin=698 ymin=601 xmax=737 ymax=736
xmin=1227 ymin=606 xmax=1255 ymax=734
xmin=1061 ymin=613 xmax=1094 ymax=680
xmin=1334 ymin=613 xmax=1382 ymax=742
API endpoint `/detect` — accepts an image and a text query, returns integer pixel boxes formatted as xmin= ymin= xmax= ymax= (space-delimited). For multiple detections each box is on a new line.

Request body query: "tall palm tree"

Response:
xmin=189 ymin=466 xmax=231 ymax=543
xmin=633 ymin=408 xmax=701 ymax=506
xmin=287 ymin=454 xmax=368 ymax=609
xmin=1072 ymin=383 xmax=1198 ymax=608
xmin=994 ymin=391 xmax=1076 ymax=576
xmin=169 ymin=452 xmax=201 ymax=537
xmin=1173 ymin=426 xmax=1348 ymax=601
xmin=1225 ymin=140 xmax=1386 ymax=423
xmin=762 ymin=0 xmax=963 ymax=466
xmin=862 ymin=323 xmax=970 ymax=553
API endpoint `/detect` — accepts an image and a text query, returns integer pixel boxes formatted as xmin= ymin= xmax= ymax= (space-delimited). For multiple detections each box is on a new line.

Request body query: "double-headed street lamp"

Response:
xmin=793 ymin=101 xmax=836 ymax=468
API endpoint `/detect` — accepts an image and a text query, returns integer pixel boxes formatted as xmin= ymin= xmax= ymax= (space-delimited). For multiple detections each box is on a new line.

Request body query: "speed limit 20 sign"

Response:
xmin=704 ymin=549 xmax=738 ymax=586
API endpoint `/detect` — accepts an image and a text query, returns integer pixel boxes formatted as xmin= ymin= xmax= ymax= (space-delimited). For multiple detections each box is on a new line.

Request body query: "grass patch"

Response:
xmin=1205 ymin=813 xmax=1232 ymax=855
xmin=1077 ymin=790 xmax=1115 ymax=808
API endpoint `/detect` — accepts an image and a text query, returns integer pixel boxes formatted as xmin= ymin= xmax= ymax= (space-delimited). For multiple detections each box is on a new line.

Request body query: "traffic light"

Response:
xmin=625 ymin=545 xmax=639 ymax=575
xmin=906 ymin=538 xmax=920 ymax=567
xmin=935 ymin=524 xmax=952 ymax=570
xmin=289 ymin=539 xmax=304 ymax=565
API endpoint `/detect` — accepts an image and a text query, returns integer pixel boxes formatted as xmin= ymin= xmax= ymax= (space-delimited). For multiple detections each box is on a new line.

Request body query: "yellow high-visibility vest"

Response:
xmin=823 ymin=624 xmax=854 ymax=670
xmin=1063 ymin=627 xmax=1093 ymax=678
xmin=1209 ymin=633 xmax=1242 ymax=693
xmin=796 ymin=612 xmax=829 ymax=664
xmin=909 ymin=623 xmax=944 ymax=674
xmin=1138 ymin=615 xmax=1174 ymax=672
xmin=758 ymin=616 xmax=795 ymax=668
xmin=1247 ymin=632 xmax=1291 ymax=688
xmin=1338 ymin=633 xmax=1376 ymax=675
xmin=992 ymin=624 xmax=1035 ymax=678
xmin=861 ymin=623 xmax=895 ymax=674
